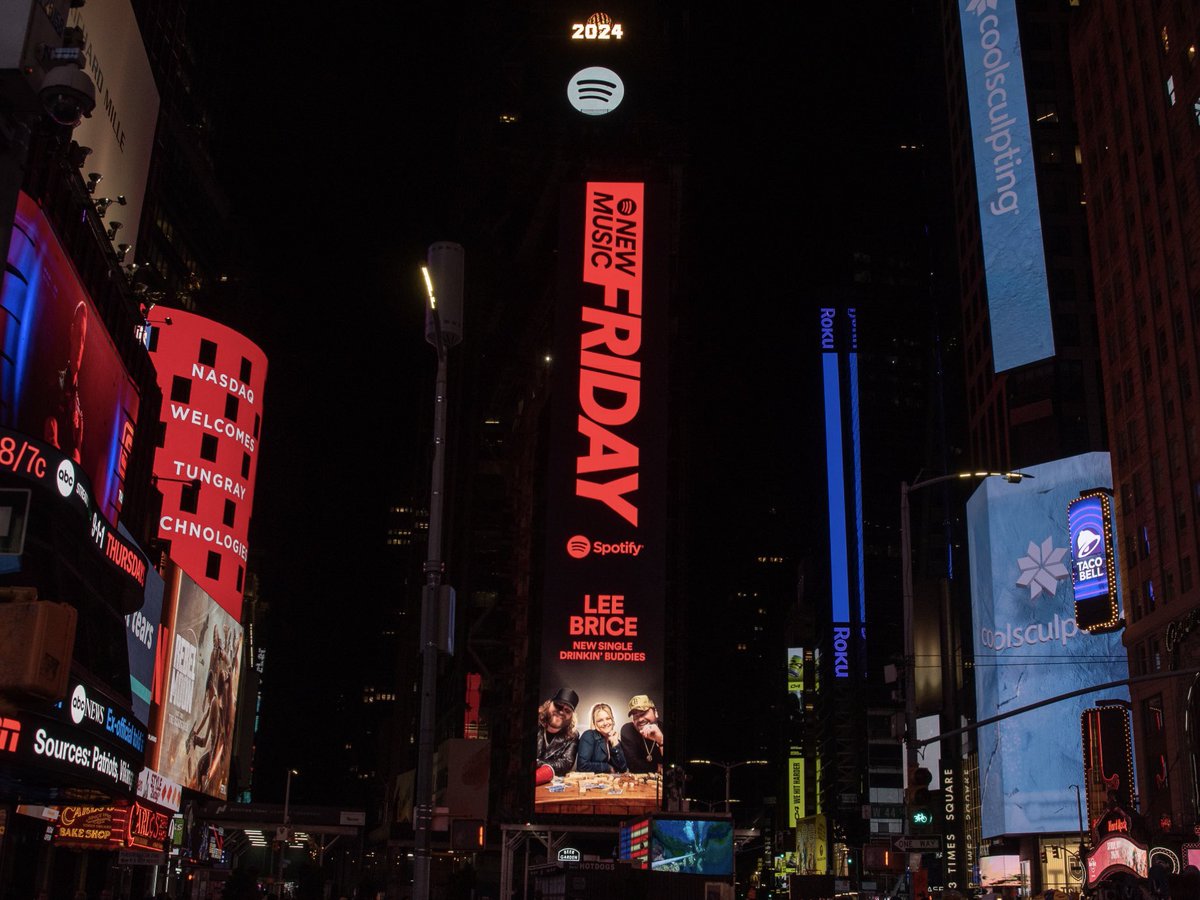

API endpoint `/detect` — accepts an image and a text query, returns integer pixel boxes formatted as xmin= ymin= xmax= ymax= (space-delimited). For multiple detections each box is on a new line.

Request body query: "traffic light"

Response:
xmin=450 ymin=818 xmax=485 ymax=850
xmin=910 ymin=788 xmax=934 ymax=829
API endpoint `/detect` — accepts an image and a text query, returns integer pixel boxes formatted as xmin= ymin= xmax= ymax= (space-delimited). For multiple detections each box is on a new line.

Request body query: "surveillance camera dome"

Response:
xmin=39 ymin=66 xmax=96 ymax=127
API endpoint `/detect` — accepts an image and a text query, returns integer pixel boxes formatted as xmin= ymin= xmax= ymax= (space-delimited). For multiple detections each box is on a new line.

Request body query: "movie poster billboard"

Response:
xmin=150 ymin=308 xmax=267 ymax=619
xmin=967 ymin=452 xmax=1130 ymax=837
xmin=149 ymin=560 xmax=244 ymax=800
xmin=535 ymin=181 xmax=667 ymax=816
xmin=1 ymin=192 xmax=140 ymax=523
xmin=957 ymin=0 xmax=1055 ymax=371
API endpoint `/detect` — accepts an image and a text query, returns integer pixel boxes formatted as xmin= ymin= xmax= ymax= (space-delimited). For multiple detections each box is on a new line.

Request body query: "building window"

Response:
xmin=224 ymin=393 xmax=239 ymax=421
xmin=200 ymin=433 xmax=218 ymax=462
xmin=241 ymin=451 xmax=251 ymax=478
xmin=205 ymin=551 xmax=221 ymax=580
xmin=240 ymin=357 xmax=253 ymax=383
xmin=223 ymin=498 xmax=236 ymax=527
xmin=236 ymin=565 xmax=244 ymax=592
xmin=1167 ymin=75 xmax=1177 ymax=106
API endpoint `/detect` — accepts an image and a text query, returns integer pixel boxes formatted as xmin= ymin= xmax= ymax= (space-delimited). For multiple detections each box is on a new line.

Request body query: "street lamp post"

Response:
xmin=900 ymin=471 xmax=1028 ymax=834
xmin=1070 ymin=784 xmax=1087 ymax=863
xmin=688 ymin=759 xmax=768 ymax=814
xmin=277 ymin=768 xmax=298 ymax=894
xmin=413 ymin=243 xmax=464 ymax=900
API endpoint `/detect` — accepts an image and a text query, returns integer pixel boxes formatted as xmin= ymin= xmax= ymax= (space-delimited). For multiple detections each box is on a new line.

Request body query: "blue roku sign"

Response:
xmin=959 ymin=0 xmax=1055 ymax=372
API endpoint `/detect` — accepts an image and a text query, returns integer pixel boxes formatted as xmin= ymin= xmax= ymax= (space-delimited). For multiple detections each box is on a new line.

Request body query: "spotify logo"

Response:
xmin=567 ymin=67 xmax=625 ymax=116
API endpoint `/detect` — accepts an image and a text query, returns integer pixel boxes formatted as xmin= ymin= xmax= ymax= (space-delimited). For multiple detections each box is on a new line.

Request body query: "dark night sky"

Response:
xmin=194 ymin=3 xmax=943 ymax=804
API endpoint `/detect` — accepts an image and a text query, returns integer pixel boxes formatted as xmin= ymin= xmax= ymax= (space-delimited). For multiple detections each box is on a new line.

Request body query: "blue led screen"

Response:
xmin=967 ymin=453 xmax=1130 ymax=837
xmin=958 ymin=0 xmax=1054 ymax=371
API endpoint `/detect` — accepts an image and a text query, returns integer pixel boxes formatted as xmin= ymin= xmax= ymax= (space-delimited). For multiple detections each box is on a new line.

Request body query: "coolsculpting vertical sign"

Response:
xmin=535 ymin=182 xmax=667 ymax=816
xmin=1068 ymin=491 xmax=1120 ymax=632
xmin=959 ymin=0 xmax=1054 ymax=372
xmin=967 ymin=453 xmax=1129 ymax=837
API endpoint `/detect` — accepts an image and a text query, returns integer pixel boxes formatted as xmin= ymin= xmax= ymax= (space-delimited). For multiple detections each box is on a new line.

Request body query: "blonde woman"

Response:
xmin=576 ymin=702 xmax=628 ymax=773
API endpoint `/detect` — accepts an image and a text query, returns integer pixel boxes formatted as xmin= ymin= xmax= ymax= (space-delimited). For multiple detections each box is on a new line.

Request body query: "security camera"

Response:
xmin=39 ymin=65 xmax=96 ymax=127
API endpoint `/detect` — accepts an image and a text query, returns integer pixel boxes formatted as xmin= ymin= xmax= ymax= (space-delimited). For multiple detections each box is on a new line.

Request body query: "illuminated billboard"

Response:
xmin=149 ymin=308 xmax=267 ymax=618
xmin=957 ymin=0 xmax=1054 ymax=372
xmin=124 ymin=529 xmax=165 ymax=725
xmin=819 ymin=307 xmax=864 ymax=682
xmin=535 ymin=181 xmax=667 ymax=816
xmin=1068 ymin=491 xmax=1120 ymax=632
xmin=66 ymin=0 xmax=159 ymax=260
xmin=148 ymin=560 xmax=244 ymax=800
xmin=1 ymin=192 xmax=141 ymax=523
xmin=967 ymin=452 xmax=1130 ymax=837
xmin=1082 ymin=705 xmax=1135 ymax=827
xmin=650 ymin=817 xmax=734 ymax=875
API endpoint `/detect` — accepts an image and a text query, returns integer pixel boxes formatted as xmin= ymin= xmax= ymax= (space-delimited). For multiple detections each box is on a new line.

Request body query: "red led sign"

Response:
xmin=536 ymin=181 xmax=667 ymax=818
xmin=150 ymin=310 xmax=267 ymax=618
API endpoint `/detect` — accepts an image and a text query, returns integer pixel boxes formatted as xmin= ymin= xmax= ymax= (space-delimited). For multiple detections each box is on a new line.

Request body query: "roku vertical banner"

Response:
xmin=959 ymin=0 xmax=1054 ymax=372
xmin=535 ymin=181 xmax=667 ymax=816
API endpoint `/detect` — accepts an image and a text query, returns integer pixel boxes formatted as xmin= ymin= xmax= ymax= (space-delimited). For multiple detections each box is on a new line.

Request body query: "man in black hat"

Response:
xmin=620 ymin=694 xmax=665 ymax=774
xmin=536 ymin=688 xmax=580 ymax=779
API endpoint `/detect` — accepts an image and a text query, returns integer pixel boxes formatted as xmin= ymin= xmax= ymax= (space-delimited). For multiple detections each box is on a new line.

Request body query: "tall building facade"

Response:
xmin=1068 ymin=0 xmax=1200 ymax=839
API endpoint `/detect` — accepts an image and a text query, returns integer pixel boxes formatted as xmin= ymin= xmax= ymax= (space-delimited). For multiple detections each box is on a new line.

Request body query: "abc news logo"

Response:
xmin=565 ymin=535 xmax=644 ymax=559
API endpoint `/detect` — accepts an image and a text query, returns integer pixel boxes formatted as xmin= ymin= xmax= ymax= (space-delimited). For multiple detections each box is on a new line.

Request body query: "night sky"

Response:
xmin=192 ymin=3 xmax=944 ymax=806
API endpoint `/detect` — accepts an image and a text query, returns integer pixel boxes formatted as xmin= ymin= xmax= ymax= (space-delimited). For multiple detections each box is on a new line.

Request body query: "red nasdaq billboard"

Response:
xmin=149 ymin=309 xmax=267 ymax=618
xmin=535 ymin=181 xmax=667 ymax=817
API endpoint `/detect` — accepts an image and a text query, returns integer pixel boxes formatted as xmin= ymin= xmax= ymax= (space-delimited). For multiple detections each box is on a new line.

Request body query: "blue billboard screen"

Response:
xmin=967 ymin=453 xmax=1129 ymax=837
xmin=958 ymin=0 xmax=1054 ymax=372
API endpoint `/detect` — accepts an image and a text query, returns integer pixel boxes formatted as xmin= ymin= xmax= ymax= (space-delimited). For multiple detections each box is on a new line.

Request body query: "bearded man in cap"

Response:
xmin=535 ymin=688 xmax=580 ymax=781
xmin=620 ymin=694 xmax=665 ymax=774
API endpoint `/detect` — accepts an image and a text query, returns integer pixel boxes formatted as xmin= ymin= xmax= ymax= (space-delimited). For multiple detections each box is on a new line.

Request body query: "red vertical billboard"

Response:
xmin=535 ymin=181 xmax=667 ymax=816
xmin=149 ymin=309 xmax=266 ymax=619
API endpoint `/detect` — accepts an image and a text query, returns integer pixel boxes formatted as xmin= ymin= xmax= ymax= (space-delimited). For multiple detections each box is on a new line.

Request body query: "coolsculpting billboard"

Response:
xmin=148 ymin=560 xmax=244 ymax=800
xmin=1 ymin=192 xmax=140 ymax=523
xmin=967 ymin=452 xmax=1130 ymax=837
xmin=150 ymin=309 xmax=267 ymax=619
xmin=535 ymin=181 xmax=667 ymax=816
xmin=958 ymin=0 xmax=1054 ymax=372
